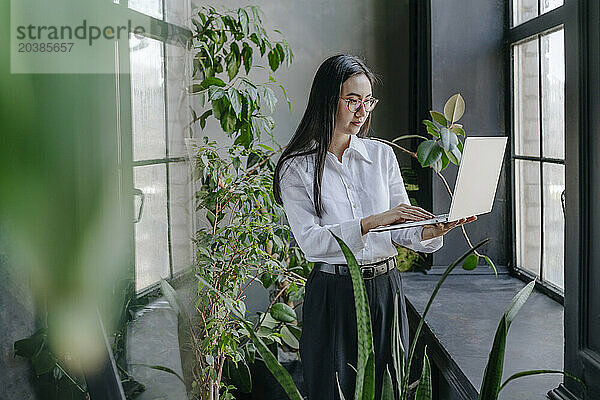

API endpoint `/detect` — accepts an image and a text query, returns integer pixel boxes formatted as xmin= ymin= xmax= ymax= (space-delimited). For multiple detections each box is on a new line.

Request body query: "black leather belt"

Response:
xmin=314 ymin=256 xmax=397 ymax=280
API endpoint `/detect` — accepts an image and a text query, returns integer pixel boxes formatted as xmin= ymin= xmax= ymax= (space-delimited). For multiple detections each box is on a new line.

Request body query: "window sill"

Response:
xmin=401 ymin=266 xmax=564 ymax=399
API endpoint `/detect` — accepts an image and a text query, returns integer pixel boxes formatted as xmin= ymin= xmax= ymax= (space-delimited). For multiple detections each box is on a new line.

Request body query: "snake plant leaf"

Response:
xmin=391 ymin=292 xmax=405 ymax=388
xmin=404 ymin=239 xmax=490 ymax=393
xmin=381 ymin=365 xmax=395 ymax=400
xmin=330 ymin=231 xmax=375 ymax=400
xmin=160 ymin=279 xmax=191 ymax=328
xmin=483 ymin=255 xmax=498 ymax=276
xmin=336 ymin=373 xmax=347 ymax=400
xmin=131 ymin=363 xmax=185 ymax=384
xmin=443 ymin=94 xmax=465 ymax=124
xmin=499 ymin=369 xmax=586 ymax=393
xmin=478 ymin=280 xmax=536 ymax=400
xmin=414 ymin=347 xmax=432 ymax=400
xmin=226 ymin=358 xmax=252 ymax=393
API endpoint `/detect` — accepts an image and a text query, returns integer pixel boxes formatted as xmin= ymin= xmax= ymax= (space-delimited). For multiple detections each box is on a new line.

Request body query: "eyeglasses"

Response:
xmin=340 ymin=97 xmax=379 ymax=113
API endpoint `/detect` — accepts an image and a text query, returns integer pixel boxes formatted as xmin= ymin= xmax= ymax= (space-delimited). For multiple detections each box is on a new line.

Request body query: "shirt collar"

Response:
xmin=348 ymin=135 xmax=373 ymax=164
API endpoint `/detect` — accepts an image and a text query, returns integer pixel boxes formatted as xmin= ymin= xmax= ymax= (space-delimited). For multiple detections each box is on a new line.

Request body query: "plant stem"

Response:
xmin=402 ymin=239 xmax=489 ymax=395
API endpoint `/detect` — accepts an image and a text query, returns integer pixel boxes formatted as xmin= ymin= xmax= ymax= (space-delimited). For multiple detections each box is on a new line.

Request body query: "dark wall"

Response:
xmin=429 ymin=0 xmax=507 ymax=267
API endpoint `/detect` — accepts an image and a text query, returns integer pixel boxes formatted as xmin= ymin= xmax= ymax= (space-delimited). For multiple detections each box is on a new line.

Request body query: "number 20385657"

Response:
xmin=18 ymin=42 xmax=74 ymax=52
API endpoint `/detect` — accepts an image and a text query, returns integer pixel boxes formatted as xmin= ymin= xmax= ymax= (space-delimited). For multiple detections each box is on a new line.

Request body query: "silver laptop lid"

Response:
xmin=447 ymin=136 xmax=507 ymax=222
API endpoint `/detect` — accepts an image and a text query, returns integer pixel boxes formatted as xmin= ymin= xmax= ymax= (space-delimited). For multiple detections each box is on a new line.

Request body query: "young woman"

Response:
xmin=273 ymin=54 xmax=475 ymax=400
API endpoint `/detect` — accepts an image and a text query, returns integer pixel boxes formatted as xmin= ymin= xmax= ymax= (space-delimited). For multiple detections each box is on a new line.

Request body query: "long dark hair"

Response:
xmin=273 ymin=54 xmax=378 ymax=218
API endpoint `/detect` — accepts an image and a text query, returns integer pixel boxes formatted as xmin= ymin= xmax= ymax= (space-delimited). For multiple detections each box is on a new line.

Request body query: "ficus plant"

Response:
xmin=161 ymin=6 xmax=308 ymax=400
xmin=374 ymin=94 xmax=496 ymax=273
xmin=189 ymin=5 xmax=293 ymax=149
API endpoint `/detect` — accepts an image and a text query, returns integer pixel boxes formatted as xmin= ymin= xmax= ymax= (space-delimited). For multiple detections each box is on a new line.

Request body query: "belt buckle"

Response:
xmin=361 ymin=266 xmax=375 ymax=280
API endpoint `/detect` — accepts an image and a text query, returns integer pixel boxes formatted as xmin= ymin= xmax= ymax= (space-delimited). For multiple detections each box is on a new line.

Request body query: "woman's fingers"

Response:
xmin=395 ymin=204 xmax=435 ymax=220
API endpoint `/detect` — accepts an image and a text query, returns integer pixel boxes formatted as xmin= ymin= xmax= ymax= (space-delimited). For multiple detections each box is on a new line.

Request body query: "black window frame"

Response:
xmin=506 ymin=1 xmax=568 ymax=303
xmin=119 ymin=4 xmax=194 ymax=296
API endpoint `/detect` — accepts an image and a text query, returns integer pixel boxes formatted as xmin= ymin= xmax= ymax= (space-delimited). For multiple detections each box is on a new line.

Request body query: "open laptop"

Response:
xmin=371 ymin=136 xmax=508 ymax=232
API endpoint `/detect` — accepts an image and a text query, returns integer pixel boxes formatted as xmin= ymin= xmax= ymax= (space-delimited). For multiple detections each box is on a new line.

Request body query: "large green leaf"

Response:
xmin=330 ymin=232 xmax=375 ymax=400
xmin=478 ymin=280 xmax=536 ymax=400
xmin=414 ymin=348 xmax=432 ymax=400
xmin=443 ymin=94 xmax=465 ymax=124
xmin=270 ymin=302 xmax=296 ymax=323
xmin=416 ymin=140 xmax=443 ymax=167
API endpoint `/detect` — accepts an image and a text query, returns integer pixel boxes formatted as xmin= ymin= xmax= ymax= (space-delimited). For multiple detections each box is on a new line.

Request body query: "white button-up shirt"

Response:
xmin=279 ymin=134 xmax=443 ymax=264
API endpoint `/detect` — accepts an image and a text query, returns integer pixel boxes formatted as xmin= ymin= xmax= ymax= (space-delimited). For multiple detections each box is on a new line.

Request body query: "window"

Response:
xmin=128 ymin=1 xmax=194 ymax=292
xmin=512 ymin=0 xmax=564 ymax=27
xmin=510 ymin=2 xmax=565 ymax=294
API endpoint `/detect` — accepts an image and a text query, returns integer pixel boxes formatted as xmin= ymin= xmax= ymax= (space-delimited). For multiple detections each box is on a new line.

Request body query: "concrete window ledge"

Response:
xmin=401 ymin=266 xmax=563 ymax=400
xmin=127 ymin=298 xmax=188 ymax=400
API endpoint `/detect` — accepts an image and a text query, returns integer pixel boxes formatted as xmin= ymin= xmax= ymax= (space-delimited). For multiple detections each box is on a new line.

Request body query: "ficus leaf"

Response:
xmin=430 ymin=111 xmax=448 ymax=127
xmin=268 ymin=48 xmax=280 ymax=71
xmin=416 ymin=140 xmax=443 ymax=167
xmin=270 ymin=303 xmax=296 ymax=323
xmin=443 ymin=94 xmax=465 ymax=124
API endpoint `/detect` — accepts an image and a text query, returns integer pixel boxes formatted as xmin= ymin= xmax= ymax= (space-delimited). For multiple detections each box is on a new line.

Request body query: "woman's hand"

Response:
xmin=361 ymin=203 xmax=435 ymax=235
xmin=421 ymin=216 xmax=478 ymax=240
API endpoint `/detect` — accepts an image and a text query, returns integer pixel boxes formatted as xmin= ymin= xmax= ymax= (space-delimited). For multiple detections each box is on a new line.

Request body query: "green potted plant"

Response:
xmin=161 ymin=5 xmax=302 ymax=399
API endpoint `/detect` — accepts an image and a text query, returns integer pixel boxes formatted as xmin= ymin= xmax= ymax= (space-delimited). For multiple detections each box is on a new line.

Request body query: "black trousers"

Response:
xmin=299 ymin=266 xmax=409 ymax=400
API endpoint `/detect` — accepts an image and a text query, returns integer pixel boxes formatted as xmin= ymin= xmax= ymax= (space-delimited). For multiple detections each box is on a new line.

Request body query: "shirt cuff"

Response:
xmin=339 ymin=217 xmax=367 ymax=253
xmin=412 ymin=226 xmax=443 ymax=252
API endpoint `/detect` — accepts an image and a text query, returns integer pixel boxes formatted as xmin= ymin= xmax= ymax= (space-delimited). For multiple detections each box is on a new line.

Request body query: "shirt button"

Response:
xmin=352 ymin=203 xmax=358 ymax=208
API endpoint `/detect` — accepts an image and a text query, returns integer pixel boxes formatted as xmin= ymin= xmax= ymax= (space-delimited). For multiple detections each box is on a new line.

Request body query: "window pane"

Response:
xmin=513 ymin=0 xmax=537 ymax=26
xmin=129 ymin=0 xmax=163 ymax=20
xmin=169 ymin=162 xmax=194 ymax=273
xmin=542 ymin=163 xmax=564 ymax=289
xmin=541 ymin=0 xmax=563 ymax=15
xmin=165 ymin=0 xmax=190 ymax=27
xmin=515 ymin=160 xmax=542 ymax=275
xmin=541 ymin=29 xmax=565 ymax=159
xmin=166 ymin=42 xmax=191 ymax=158
xmin=134 ymin=164 xmax=169 ymax=291
xmin=513 ymin=38 xmax=540 ymax=157
xmin=512 ymin=0 xmax=563 ymax=26
xmin=130 ymin=35 xmax=166 ymax=161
